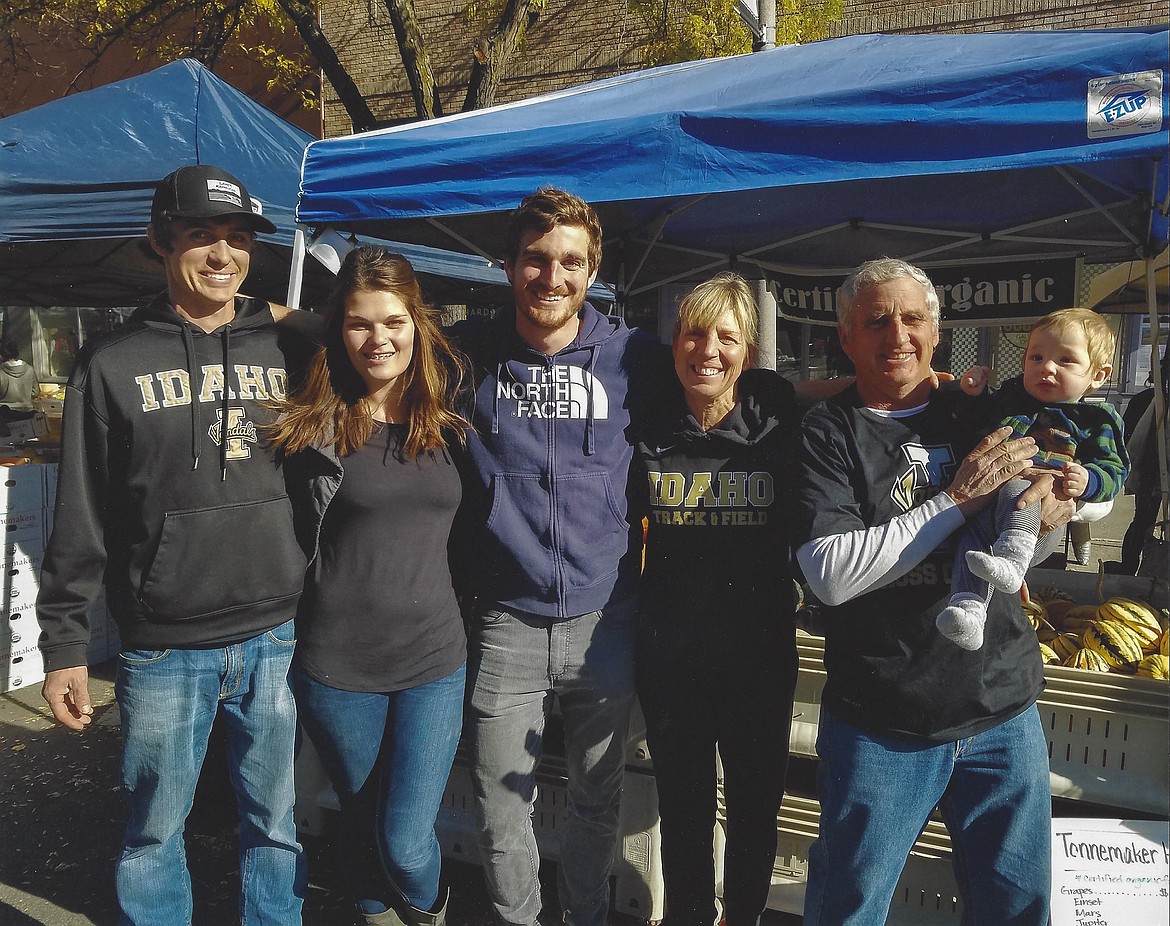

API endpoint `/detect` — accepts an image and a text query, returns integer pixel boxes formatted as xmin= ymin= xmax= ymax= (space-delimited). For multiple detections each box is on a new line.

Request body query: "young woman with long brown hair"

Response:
xmin=270 ymin=245 xmax=470 ymax=926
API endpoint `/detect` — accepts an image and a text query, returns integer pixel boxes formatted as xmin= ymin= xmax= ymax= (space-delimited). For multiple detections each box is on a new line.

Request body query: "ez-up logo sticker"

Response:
xmin=1087 ymin=70 xmax=1162 ymax=138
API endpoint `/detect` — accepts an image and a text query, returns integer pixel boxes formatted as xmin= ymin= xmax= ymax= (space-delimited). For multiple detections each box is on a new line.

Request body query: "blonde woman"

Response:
xmin=636 ymin=273 xmax=801 ymax=926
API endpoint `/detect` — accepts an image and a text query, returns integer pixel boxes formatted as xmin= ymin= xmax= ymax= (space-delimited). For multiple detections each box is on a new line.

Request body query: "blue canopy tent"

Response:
xmin=0 ymin=59 xmax=502 ymax=308
xmin=295 ymin=27 xmax=1168 ymax=299
xmin=0 ymin=58 xmax=317 ymax=306
xmin=293 ymin=25 xmax=1169 ymax=525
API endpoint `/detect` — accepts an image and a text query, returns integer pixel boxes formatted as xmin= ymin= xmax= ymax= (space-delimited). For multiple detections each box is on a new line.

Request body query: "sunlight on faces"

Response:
xmin=342 ymin=289 xmax=416 ymax=401
xmin=673 ymin=309 xmax=749 ymax=413
xmin=1023 ymin=325 xmax=1110 ymax=404
xmin=505 ymin=224 xmax=598 ymax=342
xmin=150 ymin=217 xmax=254 ymax=317
xmin=839 ymin=277 xmax=939 ymax=410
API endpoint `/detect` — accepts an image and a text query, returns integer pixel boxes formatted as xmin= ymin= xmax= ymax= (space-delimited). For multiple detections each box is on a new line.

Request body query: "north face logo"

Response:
xmin=496 ymin=364 xmax=609 ymax=419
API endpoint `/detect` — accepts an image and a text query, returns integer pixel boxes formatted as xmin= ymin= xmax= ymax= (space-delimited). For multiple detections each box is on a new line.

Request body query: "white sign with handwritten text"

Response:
xmin=1052 ymin=819 xmax=1169 ymax=926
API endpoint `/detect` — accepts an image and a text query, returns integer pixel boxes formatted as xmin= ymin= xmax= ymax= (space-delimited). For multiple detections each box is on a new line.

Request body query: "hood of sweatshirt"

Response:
xmin=660 ymin=368 xmax=795 ymax=449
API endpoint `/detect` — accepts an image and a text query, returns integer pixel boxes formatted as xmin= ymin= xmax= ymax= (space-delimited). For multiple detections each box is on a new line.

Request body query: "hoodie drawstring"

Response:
xmin=491 ymin=359 xmax=504 ymax=436
xmin=181 ymin=321 xmax=233 ymax=480
xmin=220 ymin=325 xmax=231 ymax=480
xmin=181 ymin=325 xmax=200 ymax=472
xmin=583 ymin=345 xmax=597 ymax=456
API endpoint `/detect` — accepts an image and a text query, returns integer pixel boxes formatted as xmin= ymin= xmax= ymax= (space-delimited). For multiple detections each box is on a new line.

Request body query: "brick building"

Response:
xmin=317 ymin=0 xmax=656 ymax=137
xmin=827 ymin=0 xmax=1163 ymax=37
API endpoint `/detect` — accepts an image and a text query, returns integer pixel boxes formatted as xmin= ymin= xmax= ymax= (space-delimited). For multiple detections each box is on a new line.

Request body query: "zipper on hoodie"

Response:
xmin=542 ymin=353 xmax=568 ymax=618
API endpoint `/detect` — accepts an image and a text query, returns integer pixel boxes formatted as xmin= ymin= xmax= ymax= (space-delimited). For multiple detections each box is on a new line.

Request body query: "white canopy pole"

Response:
xmin=286 ymin=226 xmax=307 ymax=310
xmin=753 ymin=0 xmax=778 ymax=369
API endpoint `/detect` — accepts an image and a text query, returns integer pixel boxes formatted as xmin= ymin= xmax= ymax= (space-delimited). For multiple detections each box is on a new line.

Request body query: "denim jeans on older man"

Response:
xmin=467 ymin=598 xmax=637 ymax=926
xmin=802 ymin=705 xmax=1051 ymax=926
xmin=113 ymin=618 xmax=304 ymax=926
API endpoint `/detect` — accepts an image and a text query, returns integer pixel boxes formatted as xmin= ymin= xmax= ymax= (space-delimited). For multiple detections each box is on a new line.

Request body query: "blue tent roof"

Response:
xmin=0 ymin=58 xmax=312 ymax=247
xmin=297 ymin=28 xmax=1169 ymax=298
xmin=0 ymin=59 xmax=501 ymax=307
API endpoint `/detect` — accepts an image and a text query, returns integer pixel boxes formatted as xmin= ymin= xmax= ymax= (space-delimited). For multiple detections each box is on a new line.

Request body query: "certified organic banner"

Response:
xmin=769 ymin=258 xmax=1079 ymax=327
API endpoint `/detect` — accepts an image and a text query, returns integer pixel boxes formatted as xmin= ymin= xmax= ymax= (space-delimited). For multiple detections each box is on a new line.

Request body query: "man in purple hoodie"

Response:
xmin=453 ymin=188 xmax=664 ymax=926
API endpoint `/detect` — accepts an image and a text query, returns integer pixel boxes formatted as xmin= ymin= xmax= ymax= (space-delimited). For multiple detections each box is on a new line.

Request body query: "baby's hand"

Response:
xmin=1058 ymin=462 xmax=1088 ymax=500
xmin=960 ymin=365 xmax=989 ymax=396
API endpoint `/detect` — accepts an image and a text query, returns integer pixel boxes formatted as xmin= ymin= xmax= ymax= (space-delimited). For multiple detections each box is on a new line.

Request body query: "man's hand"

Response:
xmin=959 ymin=365 xmax=989 ymax=396
xmin=41 ymin=666 xmax=93 ymax=731
xmin=1027 ymin=471 xmax=1076 ymax=536
xmin=946 ymin=426 xmax=1037 ymax=517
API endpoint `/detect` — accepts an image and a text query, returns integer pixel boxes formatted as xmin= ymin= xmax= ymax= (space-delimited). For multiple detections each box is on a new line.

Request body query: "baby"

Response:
xmin=937 ymin=307 xmax=1129 ymax=650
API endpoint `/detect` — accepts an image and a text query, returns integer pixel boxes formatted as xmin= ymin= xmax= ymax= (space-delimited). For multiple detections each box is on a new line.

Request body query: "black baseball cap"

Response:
xmin=151 ymin=164 xmax=277 ymax=234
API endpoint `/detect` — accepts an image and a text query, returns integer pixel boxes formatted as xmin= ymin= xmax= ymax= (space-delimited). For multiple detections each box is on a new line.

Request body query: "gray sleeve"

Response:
xmin=796 ymin=492 xmax=965 ymax=606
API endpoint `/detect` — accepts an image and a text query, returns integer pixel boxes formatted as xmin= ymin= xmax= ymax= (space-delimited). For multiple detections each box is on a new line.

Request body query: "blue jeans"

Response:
xmin=804 ymin=706 xmax=1051 ymax=926
xmin=292 ymin=663 xmax=466 ymax=913
xmin=114 ymin=619 xmax=304 ymax=926
xmin=467 ymin=600 xmax=637 ymax=926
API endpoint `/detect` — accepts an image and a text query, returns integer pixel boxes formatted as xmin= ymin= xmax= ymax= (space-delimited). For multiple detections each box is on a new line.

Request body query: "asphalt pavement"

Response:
xmin=0 ymin=661 xmax=510 ymax=926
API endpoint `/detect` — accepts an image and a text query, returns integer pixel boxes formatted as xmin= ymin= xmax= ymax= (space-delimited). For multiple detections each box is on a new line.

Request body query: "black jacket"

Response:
xmin=637 ymin=368 xmax=801 ymax=633
xmin=37 ymin=295 xmax=312 ymax=670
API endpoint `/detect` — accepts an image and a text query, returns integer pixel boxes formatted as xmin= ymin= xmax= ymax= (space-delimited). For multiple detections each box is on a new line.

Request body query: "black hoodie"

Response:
xmin=37 ymin=295 xmax=311 ymax=670
xmin=636 ymin=368 xmax=801 ymax=635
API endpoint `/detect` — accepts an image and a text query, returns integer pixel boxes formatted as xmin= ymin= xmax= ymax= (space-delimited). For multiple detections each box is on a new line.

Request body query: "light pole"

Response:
xmin=743 ymin=1 xmax=779 ymax=368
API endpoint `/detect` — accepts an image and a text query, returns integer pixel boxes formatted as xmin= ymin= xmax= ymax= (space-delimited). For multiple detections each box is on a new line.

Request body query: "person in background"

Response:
xmin=269 ymin=246 xmax=470 ymax=926
xmin=937 ymin=307 xmax=1128 ymax=649
xmin=451 ymin=187 xmax=667 ymax=926
xmin=793 ymin=257 xmax=1074 ymax=926
xmin=0 ymin=336 xmax=38 ymax=411
xmin=36 ymin=164 xmax=310 ymax=926
xmin=1106 ymin=338 xmax=1169 ymax=575
xmin=635 ymin=272 xmax=800 ymax=926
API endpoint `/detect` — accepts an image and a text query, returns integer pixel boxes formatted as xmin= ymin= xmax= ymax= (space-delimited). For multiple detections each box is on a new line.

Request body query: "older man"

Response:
xmin=793 ymin=258 xmax=1068 ymax=926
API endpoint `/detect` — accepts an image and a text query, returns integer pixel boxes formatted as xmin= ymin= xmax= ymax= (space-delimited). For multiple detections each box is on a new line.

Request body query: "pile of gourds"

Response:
xmin=1023 ymin=578 xmax=1169 ymax=679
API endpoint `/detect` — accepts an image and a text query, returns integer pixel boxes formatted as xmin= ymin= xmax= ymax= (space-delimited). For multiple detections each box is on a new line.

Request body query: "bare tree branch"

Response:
xmin=276 ymin=0 xmax=379 ymax=132
xmin=383 ymin=0 xmax=442 ymax=120
xmin=463 ymin=0 xmax=541 ymax=113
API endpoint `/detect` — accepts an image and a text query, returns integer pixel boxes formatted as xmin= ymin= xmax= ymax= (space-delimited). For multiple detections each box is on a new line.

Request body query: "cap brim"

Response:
xmin=161 ymin=207 xmax=277 ymax=235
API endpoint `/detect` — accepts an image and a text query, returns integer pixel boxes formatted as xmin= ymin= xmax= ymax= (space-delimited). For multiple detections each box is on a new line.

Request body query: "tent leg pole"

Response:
xmin=1145 ymin=255 xmax=1169 ymax=535
xmin=286 ymin=227 xmax=307 ymax=310
xmin=756 ymin=280 xmax=777 ymax=370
